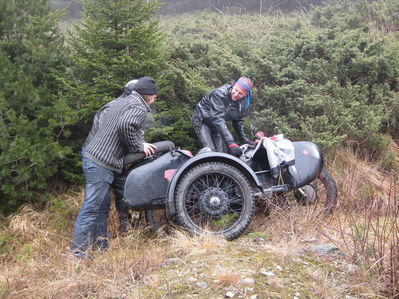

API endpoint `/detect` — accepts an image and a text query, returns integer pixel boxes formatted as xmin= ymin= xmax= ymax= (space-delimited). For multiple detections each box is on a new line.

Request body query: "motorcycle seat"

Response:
xmin=123 ymin=141 xmax=175 ymax=169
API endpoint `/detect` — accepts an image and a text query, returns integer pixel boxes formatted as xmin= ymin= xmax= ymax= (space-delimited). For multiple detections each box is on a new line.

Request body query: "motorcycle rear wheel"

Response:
xmin=174 ymin=162 xmax=255 ymax=240
xmin=294 ymin=168 xmax=338 ymax=214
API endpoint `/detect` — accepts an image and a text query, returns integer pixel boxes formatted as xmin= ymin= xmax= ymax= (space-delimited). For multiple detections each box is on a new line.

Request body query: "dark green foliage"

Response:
xmin=62 ymin=0 xmax=167 ymax=155
xmin=159 ymin=0 xmax=328 ymax=15
xmin=0 ymin=0 xmax=77 ymax=212
xmin=247 ymin=25 xmax=397 ymax=149
xmin=60 ymin=0 xmax=166 ymax=177
xmin=67 ymin=0 xmax=165 ymax=114
xmin=161 ymin=0 xmax=398 ymax=152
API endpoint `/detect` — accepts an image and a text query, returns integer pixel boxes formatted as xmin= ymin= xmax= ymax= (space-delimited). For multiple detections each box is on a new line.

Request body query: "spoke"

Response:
xmin=227 ymin=205 xmax=242 ymax=214
xmin=220 ymin=179 xmax=232 ymax=192
xmin=206 ymin=174 xmax=211 ymax=189
xmin=229 ymin=198 xmax=243 ymax=207
xmin=190 ymin=181 xmax=205 ymax=195
xmin=200 ymin=175 xmax=211 ymax=190
xmin=185 ymin=202 xmax=200 ymax=215
xmin=214 ymin=174 xmax=226 ymax=188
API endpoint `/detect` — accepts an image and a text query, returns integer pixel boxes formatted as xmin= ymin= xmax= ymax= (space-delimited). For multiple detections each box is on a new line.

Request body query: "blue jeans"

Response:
xmin=70 ymin=157 xmax=115 ymax=255
xmin=93 ymin=173 xmax=130 ymax=242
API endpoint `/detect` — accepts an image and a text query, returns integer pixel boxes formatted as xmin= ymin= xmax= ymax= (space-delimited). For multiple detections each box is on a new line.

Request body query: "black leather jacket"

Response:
xmin=195 ymin=84 xmax=250 ymax=145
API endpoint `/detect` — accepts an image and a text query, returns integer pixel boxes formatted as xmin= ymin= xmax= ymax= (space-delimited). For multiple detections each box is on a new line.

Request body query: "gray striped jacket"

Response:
xmin=83 ymin=92 xmax=151 ymax=173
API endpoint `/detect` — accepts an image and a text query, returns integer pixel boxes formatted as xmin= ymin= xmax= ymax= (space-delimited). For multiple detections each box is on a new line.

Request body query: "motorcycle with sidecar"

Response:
xmin=122 ymin=137 xmax=338 ymax=240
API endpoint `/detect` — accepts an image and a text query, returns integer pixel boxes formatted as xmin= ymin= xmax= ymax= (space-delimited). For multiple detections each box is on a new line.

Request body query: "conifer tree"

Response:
xmin=68 ymin=0 xmax=165 ymax=118
xmin=0 ymin=0 xmax=76 ymax=212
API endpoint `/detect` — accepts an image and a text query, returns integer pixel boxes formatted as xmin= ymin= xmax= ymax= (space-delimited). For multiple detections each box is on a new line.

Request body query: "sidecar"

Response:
xmin=123 ymin=139 xmax=337 ymax=240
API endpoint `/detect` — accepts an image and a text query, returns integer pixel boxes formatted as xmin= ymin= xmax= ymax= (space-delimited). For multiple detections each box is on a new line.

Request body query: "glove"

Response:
xmin=228 ymin=143 xmax=243 ymax=157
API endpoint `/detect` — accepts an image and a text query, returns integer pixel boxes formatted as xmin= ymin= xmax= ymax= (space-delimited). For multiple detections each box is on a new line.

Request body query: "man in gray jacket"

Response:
xmin=70 ymin=76 xmax=157 ymax=258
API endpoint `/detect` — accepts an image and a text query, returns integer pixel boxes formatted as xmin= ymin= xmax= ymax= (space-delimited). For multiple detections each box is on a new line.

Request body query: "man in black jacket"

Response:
xmin=70 ymin=76 xmax=157 ymax=258
xmin=192 ymin=77 xmax=253 ymax=157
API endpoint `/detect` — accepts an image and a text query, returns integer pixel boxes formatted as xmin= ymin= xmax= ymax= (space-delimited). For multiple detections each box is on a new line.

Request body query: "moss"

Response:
xmin=0 ymin=234 xmax=14 ymax=255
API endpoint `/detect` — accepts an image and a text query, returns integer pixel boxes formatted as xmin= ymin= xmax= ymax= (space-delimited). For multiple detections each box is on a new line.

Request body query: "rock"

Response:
xmin=260 ymin=271 xmax=275 ymax=277
xmin=197 ymin=282 xmax=208 ymax=288
xmin=253 ymin=238 xmax=265 ymax=244
xmin=242 ymin=278 xmax=255 ymax=284
xmin=311 ymin=244 xmax=340 ymax=255
xmin=162 ymin=258 xmax=180 ymax=266
xmin=188 ymin=277 xmax=197 ymax=282
xmin=250 ymin=296 xmax=258 ymax=299
xmin=225 ymin=291 xmax=235 ymax=298
xmin=276 ymin=265 xmax=283 ymax=271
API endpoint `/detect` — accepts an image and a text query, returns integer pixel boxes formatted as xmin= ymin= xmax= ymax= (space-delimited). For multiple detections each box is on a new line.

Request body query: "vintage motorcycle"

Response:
xmin=122 ymin=137 xmax=338 ymax=240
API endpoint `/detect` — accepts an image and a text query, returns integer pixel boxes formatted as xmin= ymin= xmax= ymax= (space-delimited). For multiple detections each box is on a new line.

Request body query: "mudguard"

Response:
xmin=165 ymin=152 xmax=263 ymax=218
xmin=282 ymin=141 xmax=324 ymax=188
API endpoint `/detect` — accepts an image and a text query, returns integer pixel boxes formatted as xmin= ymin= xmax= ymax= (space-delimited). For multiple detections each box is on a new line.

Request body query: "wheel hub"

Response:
xmin=209 ymin=196 xmax=221 ymax=206
xmin=295 ymin=185 xmax=317 ymax=205
xmin=199 ymin=188 xmax=229 ymax=216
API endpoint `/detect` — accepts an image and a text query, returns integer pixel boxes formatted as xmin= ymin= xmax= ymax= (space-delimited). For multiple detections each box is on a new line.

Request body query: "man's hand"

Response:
xmin=253 ymin=131 xmax=265 ymax=145
xmin=142 ymin=142 xmax=157 ymax=157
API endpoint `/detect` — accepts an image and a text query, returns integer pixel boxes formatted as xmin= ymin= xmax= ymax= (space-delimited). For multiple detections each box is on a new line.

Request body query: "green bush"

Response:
xmin=160 ymin=1 xmax=398 ymax=152
xmin=0 ymin=0 xmax=77 ymax=212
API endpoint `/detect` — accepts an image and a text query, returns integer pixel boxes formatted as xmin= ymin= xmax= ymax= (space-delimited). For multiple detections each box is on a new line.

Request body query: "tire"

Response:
xmin=145 ymin=209 xmax=169 ymax=233
xmin=294 ymin=168 xmax=338 ymax=214
xmin=174 ymin=162 xmax=255 ymax=240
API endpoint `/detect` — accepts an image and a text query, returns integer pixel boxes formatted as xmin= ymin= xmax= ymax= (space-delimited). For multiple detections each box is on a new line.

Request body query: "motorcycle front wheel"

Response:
xmin=294 ymin=168 xmax=338 ymax=214
xmin=174 ymin=162 xmax=255 ymax=240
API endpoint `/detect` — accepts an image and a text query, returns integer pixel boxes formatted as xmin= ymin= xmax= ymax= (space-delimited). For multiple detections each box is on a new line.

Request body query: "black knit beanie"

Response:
xmin=134 ymin=76 xmax=158 ymax=95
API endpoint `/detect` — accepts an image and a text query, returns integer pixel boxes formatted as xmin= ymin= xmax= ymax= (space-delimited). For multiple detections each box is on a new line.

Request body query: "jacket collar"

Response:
xmin=131 ymin=91 xmax=152 ymax=112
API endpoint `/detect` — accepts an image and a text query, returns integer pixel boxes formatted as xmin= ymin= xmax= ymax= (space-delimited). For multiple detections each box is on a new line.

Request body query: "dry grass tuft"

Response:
xmin=305 ymin=268 xmax=348 ymax=298
xmin=214 ymin=265 xmax=241 ymax=287
xmin=170 ymin=229 xmax=227 ymax=256
xmin=325 ymin=142 xmax=399 ymax=297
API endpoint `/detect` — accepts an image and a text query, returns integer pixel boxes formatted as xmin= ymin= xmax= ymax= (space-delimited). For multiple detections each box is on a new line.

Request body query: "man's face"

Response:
xmin=231 ymin=84 xmax=247 ymax=101
xmin=147 ymin=95 xmax=156 ymax=106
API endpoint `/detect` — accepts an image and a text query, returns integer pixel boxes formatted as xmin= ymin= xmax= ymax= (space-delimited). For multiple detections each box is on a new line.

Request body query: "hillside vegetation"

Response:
xmin=0 ymin=147 xmax=398 ymax=297
xmin=0 ymin=0 xmax=398 ymax=297
xmin=0 ymin=0 xmax=398 ymax=211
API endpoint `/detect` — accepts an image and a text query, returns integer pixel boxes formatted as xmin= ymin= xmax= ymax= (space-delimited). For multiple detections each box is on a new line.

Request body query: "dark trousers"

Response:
xmin=192 ymin=112 xmax=225 ymax=152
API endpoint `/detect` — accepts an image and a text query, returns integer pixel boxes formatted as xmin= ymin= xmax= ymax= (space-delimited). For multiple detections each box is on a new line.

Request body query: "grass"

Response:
xmin=0 ymin=145 xmax=398 ymax=298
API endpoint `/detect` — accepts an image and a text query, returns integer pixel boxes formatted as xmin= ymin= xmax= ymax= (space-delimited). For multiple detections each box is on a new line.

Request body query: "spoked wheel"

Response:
xmin=174 ymin=162 xmax=255 ymax=240
xmin=294 ymin=168 xmax=338 ymax=214
xmin=145 ymin=209 xmax=169 ymax=233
